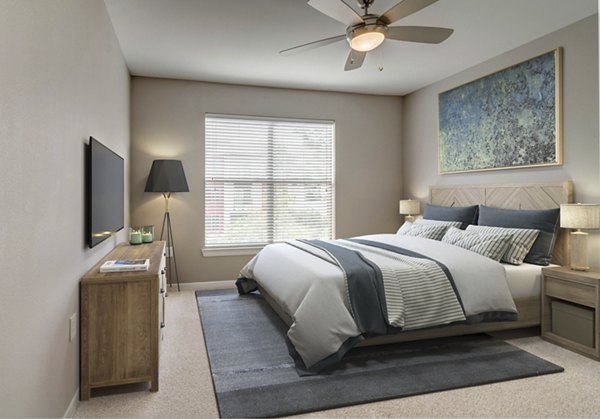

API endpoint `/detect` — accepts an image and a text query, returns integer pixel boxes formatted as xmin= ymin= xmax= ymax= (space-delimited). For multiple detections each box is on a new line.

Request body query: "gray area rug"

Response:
xmin=196 ymin=289 xmax=563 ymax=418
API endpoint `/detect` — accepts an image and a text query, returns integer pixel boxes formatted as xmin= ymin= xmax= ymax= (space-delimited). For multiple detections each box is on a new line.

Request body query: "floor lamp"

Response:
xmin=145 ymin=159 xmax=189 ymax=291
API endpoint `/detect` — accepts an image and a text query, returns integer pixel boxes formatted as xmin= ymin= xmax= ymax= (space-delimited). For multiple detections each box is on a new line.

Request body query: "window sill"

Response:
xmin=202 ymin=246 xmax=264 ymax=257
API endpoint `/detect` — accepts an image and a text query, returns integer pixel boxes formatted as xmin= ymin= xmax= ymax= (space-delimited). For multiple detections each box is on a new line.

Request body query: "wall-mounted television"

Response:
xmin=87 ymin=137 xmax=124 ymax=248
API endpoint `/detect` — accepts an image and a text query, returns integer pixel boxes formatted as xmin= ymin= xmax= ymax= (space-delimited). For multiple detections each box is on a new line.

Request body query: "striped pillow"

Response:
xmin=415 ymin=219 xmax=463 ymax=228
xmin=441 ymin=227 xmax=513 ymax=262
xmin=397 ymin=222 xmax=449 ymax=241
xmin=466 ymin=225 xmax=540 ymax=265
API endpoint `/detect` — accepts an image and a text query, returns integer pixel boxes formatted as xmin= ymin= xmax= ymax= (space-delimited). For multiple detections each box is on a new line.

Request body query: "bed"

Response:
xmin=238 ymin=182 xmax=573 ymax=374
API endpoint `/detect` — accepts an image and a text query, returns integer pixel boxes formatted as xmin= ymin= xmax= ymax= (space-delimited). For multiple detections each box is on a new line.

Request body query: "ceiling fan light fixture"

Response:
xmin=284 ymin=0 xmax=452 ymax=71
xmin=347 ymin=24 xmax=387 ymax=52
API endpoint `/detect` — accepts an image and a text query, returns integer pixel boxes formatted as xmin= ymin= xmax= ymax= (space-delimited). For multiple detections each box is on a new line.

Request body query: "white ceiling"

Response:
xmin=104 ymin=0 xmax=597 ymax=96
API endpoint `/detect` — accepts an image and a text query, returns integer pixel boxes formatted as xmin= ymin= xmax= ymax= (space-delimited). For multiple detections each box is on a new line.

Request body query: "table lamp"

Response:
xmin=560 ymin=203 xmax=600 ymax=271
xmin=145 ymin=159 xmax=189 ymax=291
xmin=400 ymin=199 xmax=421 ymax=222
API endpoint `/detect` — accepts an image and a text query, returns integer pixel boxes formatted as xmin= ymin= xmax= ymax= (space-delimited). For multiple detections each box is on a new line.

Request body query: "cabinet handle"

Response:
xmin=160 ymin=288 xmax=165 ymax=294
xmin=160 ymin=322 xmax=165 ymax=329
xmin=161 ymin=269 xmax=166 ymax=275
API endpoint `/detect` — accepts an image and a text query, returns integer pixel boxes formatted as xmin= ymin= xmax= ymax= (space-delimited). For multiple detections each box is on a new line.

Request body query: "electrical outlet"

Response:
xmin=69 ymin=313 xmax=77 ymax=342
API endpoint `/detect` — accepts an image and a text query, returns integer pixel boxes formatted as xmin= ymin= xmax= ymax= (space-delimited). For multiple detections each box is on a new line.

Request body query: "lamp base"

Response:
xmin=569 ymin=230 xmax=589 ymax=271
xmin=404 ymin=215 xmax=415 ymax=223
xmin=160 ymin=194 xmax=182 ymax=291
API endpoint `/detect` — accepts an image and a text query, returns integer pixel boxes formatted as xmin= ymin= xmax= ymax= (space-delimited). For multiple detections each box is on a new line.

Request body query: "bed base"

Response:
xmin=257 ymin=181 xmax=572 ymax=347
xmin=258 ymin=285 xmax=540 ymax=347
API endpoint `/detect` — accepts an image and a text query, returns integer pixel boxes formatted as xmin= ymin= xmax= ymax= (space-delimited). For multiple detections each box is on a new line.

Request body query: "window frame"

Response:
xmin=202 ymin=113 xmax=336 ymax=257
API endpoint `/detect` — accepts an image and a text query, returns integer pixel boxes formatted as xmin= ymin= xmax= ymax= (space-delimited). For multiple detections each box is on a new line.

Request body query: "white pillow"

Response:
xmin=397 ymin=222 xmax=449 ymax=241
xmin=466 ymin=225 xmax=540 ymax=265
xmin=415 ymin=219 xmax=463 ymax=228
xmin=441 ymin=227 xmax=513 ymax=262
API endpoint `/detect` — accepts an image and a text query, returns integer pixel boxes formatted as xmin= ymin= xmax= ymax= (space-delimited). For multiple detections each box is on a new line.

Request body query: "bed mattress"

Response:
xmin=503 ymin=262 xmax=556 ymax=299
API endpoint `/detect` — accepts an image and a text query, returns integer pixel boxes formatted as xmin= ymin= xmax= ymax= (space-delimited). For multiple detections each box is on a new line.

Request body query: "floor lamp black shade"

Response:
xmin=144 ymin=160 xmax=189 ymax=193
xmin=145 ymin=159 xmax=189 ymax=291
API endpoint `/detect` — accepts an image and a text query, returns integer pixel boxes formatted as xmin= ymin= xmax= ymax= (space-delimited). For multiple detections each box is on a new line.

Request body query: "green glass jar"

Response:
xmin=128 ymin=227 xmax=143 ymax=245
xmin=142 ymin=225 xmax=154 ymax=243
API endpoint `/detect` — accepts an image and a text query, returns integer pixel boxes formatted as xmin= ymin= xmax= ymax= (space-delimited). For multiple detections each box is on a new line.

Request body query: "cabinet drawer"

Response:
xmin=552 ymin=300 xmax=595 ymax=347
xmin=545 ymin=276 xmax=595 ymax=307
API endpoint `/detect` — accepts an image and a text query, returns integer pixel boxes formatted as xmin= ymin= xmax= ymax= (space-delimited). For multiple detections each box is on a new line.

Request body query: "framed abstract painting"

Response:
xmin=438 ymin=48 xmax=562 ymax=174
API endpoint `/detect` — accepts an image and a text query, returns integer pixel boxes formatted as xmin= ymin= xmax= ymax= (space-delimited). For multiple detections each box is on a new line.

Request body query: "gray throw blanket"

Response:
xmin=289 ymin=239 xmax=467 ymax=336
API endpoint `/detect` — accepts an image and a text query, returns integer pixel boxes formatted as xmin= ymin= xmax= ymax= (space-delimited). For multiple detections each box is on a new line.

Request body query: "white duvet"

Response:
xmin=240 ymin=234 xmax=517 ymax=369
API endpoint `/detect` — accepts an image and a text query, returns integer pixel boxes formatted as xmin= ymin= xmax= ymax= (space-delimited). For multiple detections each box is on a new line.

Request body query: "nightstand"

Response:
xmin=541 ymin=266 xmax=600 ymax=360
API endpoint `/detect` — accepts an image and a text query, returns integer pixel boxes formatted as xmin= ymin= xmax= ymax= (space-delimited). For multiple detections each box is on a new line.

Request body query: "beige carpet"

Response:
xmin=75 ymin=289 xmax=600 ymax=418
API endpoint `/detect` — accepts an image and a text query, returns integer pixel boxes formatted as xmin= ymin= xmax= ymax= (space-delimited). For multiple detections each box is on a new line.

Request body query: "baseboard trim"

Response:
xmin=178 ymin=280 xmax=236 ymax=291
xmin=64 ymin=388 xmax=79 ymax=418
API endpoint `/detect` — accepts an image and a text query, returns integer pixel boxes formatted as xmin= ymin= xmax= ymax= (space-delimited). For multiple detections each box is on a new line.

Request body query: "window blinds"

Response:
xmin=205 ymin=114 xmax=335 ymax=248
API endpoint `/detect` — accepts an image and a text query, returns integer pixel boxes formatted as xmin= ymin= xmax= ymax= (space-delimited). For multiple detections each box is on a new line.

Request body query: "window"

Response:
xmin=204 ymin=114 xmax=335 ymax=254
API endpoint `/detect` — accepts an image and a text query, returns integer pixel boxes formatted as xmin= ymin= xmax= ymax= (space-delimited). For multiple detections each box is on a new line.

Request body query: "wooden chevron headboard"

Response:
xmin=430 ymin=182 xmax=574 ymax=266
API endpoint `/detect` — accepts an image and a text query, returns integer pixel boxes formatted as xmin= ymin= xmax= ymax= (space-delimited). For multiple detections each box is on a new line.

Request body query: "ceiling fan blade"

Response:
xmin=386 ymin=26 xmax=453 ymax=44
xmin=280 ymin=34 xmax=346 ymax=56
xmin=380 ymin=0 xmax=439 ymax=25
xmin=344 ymin=49 xmax=366 ymax=71
xmin=308 ymin=0 xmax=363 ymax=26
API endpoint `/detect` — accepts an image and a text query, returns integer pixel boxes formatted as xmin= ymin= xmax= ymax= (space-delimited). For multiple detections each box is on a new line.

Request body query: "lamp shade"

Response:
xmin=399 ymin=199 xmax=420 ymax=216
xmin=145 ymin=160 xmax=189 ymax=193
xmin=560 ymin=203 xmax=600 ymax=230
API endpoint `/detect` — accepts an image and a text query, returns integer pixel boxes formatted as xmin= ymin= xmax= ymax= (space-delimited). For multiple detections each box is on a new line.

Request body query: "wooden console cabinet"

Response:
xmin=80 ymin=241 xmax=166 ymax=400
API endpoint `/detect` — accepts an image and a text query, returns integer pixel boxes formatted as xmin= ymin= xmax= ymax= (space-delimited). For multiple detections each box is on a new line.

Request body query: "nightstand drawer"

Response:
xmin=552 ymin=301 xmax=595 ymax=347
xmin=545 ymin=276 xmax=595 ymax=307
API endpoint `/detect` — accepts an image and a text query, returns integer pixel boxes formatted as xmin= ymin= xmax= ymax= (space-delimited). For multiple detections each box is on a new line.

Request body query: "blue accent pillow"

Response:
xmin=477 ymin=205 xmax=560 ymax=266
xmin=423 ymin=204 xmax=479 ymax=229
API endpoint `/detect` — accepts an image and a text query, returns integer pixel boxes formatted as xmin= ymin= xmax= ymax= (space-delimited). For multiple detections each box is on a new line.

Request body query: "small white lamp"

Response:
xmin=560 ymin=203 xmax=600 ymax=271
xmin=399 ymin=199 xmax=421 ymax=222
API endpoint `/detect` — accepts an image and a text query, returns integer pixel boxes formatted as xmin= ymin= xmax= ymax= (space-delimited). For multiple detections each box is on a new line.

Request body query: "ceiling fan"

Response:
xmin=280 ymin=0 xmax=453 ymax=71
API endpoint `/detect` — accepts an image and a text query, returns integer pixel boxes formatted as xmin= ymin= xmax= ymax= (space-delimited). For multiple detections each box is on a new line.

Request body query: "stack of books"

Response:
xmin=100 ymin=258 xmax=150 ymax=272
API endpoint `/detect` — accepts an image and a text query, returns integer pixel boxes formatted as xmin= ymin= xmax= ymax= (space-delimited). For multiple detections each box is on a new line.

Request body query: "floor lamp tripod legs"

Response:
xmin=160 ymin=210 xmax=181 ymax=292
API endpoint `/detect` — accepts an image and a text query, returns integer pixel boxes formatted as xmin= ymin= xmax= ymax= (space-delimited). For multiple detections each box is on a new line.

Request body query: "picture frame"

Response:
xmin=438 ymin=48 xmax=562 ymax=174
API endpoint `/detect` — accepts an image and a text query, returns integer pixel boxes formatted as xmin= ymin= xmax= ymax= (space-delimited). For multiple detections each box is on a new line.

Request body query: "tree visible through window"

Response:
xmin=204 ymin=114 xmax=335 ymax=249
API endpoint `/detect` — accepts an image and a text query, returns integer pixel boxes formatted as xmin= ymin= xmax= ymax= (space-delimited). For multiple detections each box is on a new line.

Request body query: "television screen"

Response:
xmin=88 ymin=137 xmax=124 ymax=248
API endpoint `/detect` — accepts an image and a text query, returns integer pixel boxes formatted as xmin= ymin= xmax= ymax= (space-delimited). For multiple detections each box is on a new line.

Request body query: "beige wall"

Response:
xmin=130 ymin=78 xmax=403 ymax=283
xmin=402 ymin=15 xmax=600 ymax=266
xmin=0 ymin=0 xmax=130 ymax=416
